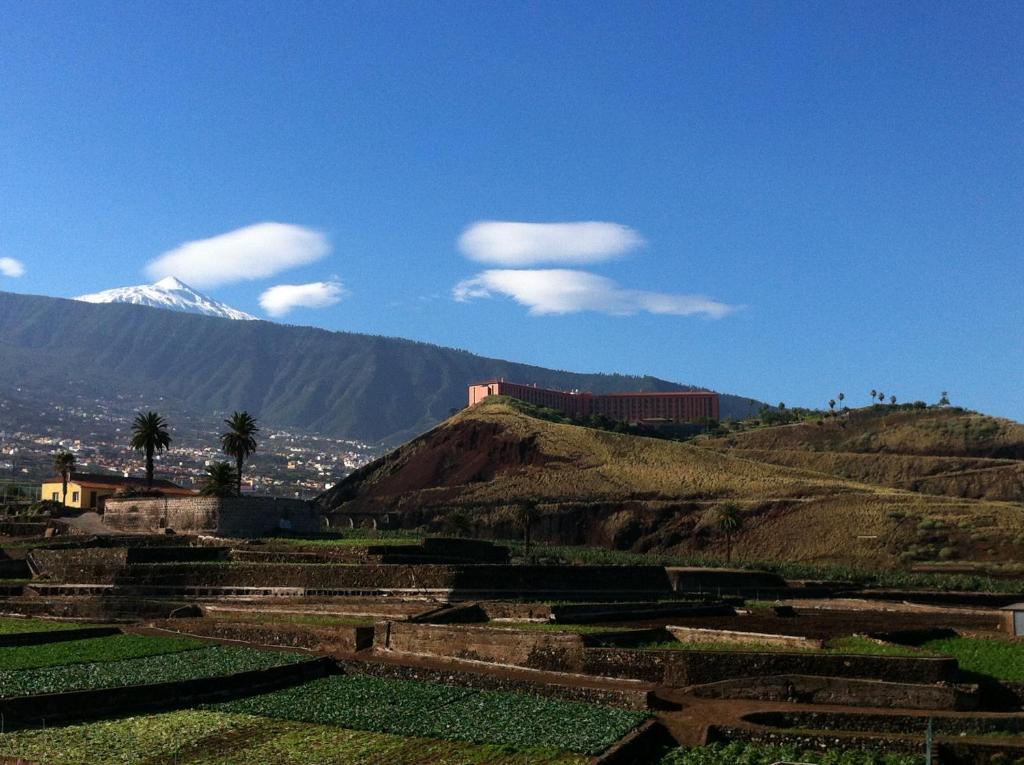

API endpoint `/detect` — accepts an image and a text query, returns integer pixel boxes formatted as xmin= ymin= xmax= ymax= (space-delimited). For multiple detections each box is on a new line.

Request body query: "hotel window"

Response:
xmin=72 ymin=491 xmax=80 ymax=502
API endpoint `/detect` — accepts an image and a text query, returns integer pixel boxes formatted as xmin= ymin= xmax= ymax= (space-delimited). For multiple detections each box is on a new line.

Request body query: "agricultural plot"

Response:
xmin=0 ymin=633 xmax=204 ymax=671
xmin=212 ymin=675 xmax=647 ymax=754
xmin=0 ymin=709 xmax=589 ymax=765
xmin=637 ymin=634 xmax=925 ymax=656
xmin=0 ymin=644 xmax=304 ymax=697
xmin=659 ymin=742 xmax=920 ymax=765
xmin=920 ymin=636 xmax=1024 ymax=681
xmin=0 ymin=617 xmax=92 ymax=634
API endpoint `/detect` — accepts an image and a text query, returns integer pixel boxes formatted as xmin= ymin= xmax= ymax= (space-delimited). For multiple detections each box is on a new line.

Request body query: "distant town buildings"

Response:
xmin=468 ymin=380 xmax=720 ymax=424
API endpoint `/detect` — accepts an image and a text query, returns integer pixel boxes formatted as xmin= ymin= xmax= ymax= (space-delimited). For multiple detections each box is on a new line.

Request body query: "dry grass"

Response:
xmin=701 ymin=407 xmax=1024 ymax=459
xmin=713 ymin=449 xmax=1024 ymax=503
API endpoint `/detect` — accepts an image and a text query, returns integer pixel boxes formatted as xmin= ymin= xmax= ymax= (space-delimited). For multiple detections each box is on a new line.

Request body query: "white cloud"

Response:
xmin=458 ymin=221 xmax=644 ymax=266
xmin=145 ymin=223 xmax=330 ymax=288
xmin=259 ymin=280 xmax=348 ymax=317
xmin=0 ymin=257 xmax=25 ymax=277
xmin=453 ymin=269 xmax=735 ymax=319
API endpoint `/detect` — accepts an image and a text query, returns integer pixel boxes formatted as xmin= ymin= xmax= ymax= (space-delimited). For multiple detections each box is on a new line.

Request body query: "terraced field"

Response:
xmin=0 ymin=641 xmax=305 ymax=697
xmin=0 ymin=633 xmax=203 ymax=670
xmin=212 ymin=675 xmax=647 ymax=754
xmin=0 ymin=616 xmax=94 ymax=634
xmin=0 ymin=710 xmax=589 ymax=764
xmin=659 ymin=742 xmax=919 ymax=764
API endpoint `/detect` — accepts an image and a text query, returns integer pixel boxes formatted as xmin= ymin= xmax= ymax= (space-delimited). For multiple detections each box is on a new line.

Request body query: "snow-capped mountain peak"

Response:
xmin=74 ymin=278 xmax=258 ymax=321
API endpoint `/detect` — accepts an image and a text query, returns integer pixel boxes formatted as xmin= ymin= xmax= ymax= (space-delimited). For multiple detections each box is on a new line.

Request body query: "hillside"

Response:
xmin=318 ymin=398 xmax=1024 ymax=567
xmin=702 ymin=406 xmax=1024 ymax=459
xmin=0 ymin=290 xmax=760 ymax=444
xmin=698 ymin=407 xmax=1024 ymax=503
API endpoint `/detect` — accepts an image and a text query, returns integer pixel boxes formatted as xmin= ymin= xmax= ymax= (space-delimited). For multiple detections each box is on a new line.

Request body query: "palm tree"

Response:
xmin=878 ymin=391 xmax=886 ymax=403
xmin=517 ymin=499 xmax=538 ymax=562
xmin=828 ymin=399 xmax=836 ymax=413
xmin=52 ymin=451 xmax=76 ymax=506
xmin=838 ymin=392 xmax=845 ymax=411
xmin=129 ymin=411 xmax=171 ymax=489
xmin=870 ymin=389 xmax=877 ymax=403
xmin=707 ymin=502 xmax=745 ymax=563
xmin=199 ymin=462 xmax=237 ymax=498
xmin=221 ymin=411 xmax=259 ymax=496
xmin=890 ymin=394 xmax=897 ymax=405
xmin=939 ymin=391 xmax=950 ymax=406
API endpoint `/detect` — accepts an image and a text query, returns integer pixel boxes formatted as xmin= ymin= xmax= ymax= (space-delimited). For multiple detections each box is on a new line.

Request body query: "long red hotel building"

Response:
xmin=468 ymin=380 xmax=719 ymax=424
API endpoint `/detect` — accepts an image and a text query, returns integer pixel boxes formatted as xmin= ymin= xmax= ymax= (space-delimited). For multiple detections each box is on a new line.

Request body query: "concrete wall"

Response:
xmin=103 ymin=496 xmax=321 ymax=537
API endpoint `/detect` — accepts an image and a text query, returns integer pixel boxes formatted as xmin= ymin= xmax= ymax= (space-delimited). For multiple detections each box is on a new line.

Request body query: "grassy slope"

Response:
xmin=697 ymin=407 xmax=1024 ymax=504
xmin=701 ymin=407 xmax=1024 ymax=459
xmin=322 ymin=399 xmax=1024 ymax=567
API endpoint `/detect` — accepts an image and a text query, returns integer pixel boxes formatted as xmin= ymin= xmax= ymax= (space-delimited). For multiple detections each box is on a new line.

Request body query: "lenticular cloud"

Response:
xmin=146 ymin=223 xmax=330 ymax=288
xmin=453 ymin=269 xmax=735 ymax=319
xmin=259 ymin=280 xmax=347 ymax=317
xmin=458 ymin=221 xmax=644 ymax=266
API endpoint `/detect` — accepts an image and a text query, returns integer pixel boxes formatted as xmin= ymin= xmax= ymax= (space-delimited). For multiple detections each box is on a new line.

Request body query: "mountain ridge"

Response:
xmin=0 ymin=289 xmax=763 ymax=444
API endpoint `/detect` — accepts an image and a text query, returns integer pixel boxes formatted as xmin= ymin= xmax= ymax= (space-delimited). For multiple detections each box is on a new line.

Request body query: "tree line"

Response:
xmin=52 ymin=410 xmax=260 ymax=505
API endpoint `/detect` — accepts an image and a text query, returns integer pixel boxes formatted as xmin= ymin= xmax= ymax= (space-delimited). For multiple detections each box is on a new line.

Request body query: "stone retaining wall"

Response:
xmin=378 ymin=621 xmax=585 ymax=667
xmin=103 ymin=496 xmax=321 ymax=536
xmin=375 ymin=622 xmax=959 ymax=686
xmin=153 ymin=619 xmax=373 ymax=654
xmin=666 ymin=625 xmax=824 ymax=650
xmin=692 ymin=674 xmax=974 ymax=710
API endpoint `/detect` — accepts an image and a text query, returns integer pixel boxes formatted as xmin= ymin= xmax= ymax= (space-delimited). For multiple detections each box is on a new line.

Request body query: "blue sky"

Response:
xmin=1 ymin=1 xmax=1021 ymax=419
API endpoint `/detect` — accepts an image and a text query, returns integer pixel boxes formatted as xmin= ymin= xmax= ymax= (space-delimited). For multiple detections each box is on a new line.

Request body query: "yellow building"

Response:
xmin=41 ymin=473 xmax=194 ymax=510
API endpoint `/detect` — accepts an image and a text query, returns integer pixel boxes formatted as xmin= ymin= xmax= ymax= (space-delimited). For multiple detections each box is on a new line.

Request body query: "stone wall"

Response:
xmin=103 ymin=496 xmax=321 ymax=537
xmin=378 ymin=621 xmax=585 ymax=667
xmin=691 ymin=674 xmax=975 ymax=711
xmin=375 ymin=622 xmax=959 ymax=687
xmin=666 ymin=625 xmax=824 ymax=650
xmin=578 ymin=647 xmax=958 ymax=686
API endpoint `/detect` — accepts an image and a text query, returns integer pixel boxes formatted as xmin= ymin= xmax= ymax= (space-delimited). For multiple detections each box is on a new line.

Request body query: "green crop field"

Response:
xmin=659 ymin=742 xmax=921 ymax=764
xmin=212 ymin=675 xmax=646 ymax=754
xmin=920 ymin=636 xmax=1024 ymax=681
xmin=0 ymin=617 xmax=95 ymax=634
xmin=0 ymin=633 xmax=204 ymax=671
xmin=0 ymin=645 xmax=304 ymax=697
xmin=638 ymin=634 xmax=925 ymax=656
xmin=0 ymin=709 xmax=588 ymax=764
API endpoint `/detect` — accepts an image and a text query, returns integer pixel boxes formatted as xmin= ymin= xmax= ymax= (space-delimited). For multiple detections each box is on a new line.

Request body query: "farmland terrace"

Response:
xmin=1 ymin=530 xmax=1024 ymax=763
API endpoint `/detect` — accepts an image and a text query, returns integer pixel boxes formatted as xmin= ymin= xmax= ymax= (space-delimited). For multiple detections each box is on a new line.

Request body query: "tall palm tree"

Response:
xmin=52 ymin=451 xmax=76 ymax=506
xmin=712 ymin=502 xmax=745 ymax=563
xmin=129 ymin=411 xmax=172 ymax=489
xmin=870 ymin=389 xmax=877 ymax=403
xmin=838 ymin=392 xmax=845 ymax=411
xmin=828 ymin=399 xmax=836 ymax=413
xmin=221 ymin=411 xmax=259 ymax=496
xmin=199 ymin=462 xmax=237 ymax=498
